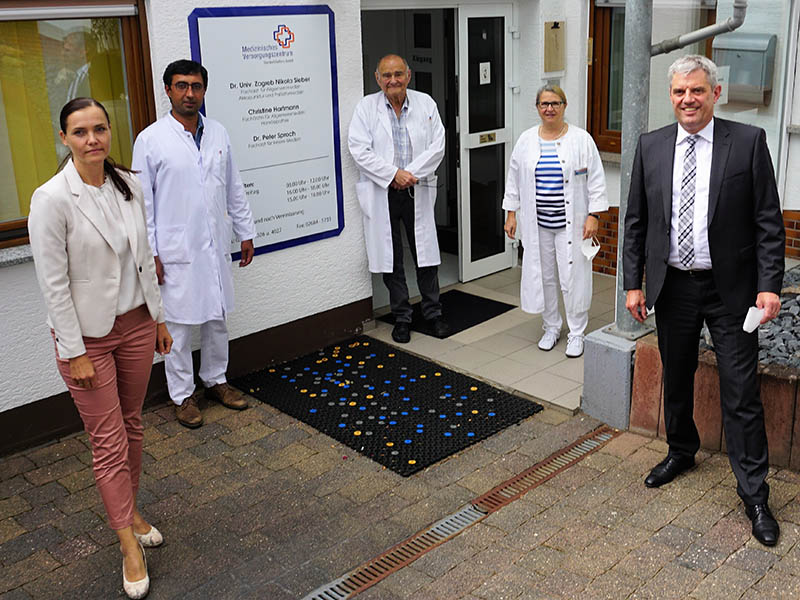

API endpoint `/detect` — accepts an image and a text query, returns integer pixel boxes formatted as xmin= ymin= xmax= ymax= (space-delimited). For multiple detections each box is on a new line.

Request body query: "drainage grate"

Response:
xmin=473 ymin=425 xmax=617 ymax=513
xmin=303 ymin=425 xmax=619 ymax=600
xmin=303 ymin=505 xmax=487 ymax=600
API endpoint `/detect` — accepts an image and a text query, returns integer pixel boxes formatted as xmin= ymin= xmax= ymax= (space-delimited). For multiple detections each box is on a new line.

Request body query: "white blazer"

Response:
xmin=502 ymin=125 xmax=608 ymax=314
xmin=28 ymin=160 xmax=165 ymax=359
xmin=348 ymin=89 xmax=445 ymax=273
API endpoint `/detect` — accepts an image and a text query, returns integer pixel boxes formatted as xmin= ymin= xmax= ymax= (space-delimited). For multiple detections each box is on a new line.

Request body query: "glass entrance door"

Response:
xmin=457 ymin=4 xmax=514 ymax=282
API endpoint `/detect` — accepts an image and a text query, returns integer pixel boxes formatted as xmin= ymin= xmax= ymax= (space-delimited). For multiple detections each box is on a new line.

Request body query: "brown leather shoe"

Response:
xmin=205 ymin=383 xmax=248 ymax=410
xmin=175 ymin=391 xmax=203 ymax=428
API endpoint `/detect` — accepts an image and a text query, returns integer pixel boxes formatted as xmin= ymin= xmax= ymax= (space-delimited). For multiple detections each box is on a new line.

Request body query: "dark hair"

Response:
xmin=59 ymin=97 xmax=136 ymax=202
xmin=163 ymin=59 xmax=208 ymax=88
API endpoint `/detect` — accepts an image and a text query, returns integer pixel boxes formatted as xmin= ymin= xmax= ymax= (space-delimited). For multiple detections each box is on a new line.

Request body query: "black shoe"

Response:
xmin=392 ymin=322 xmax=411 ymax=343
xmin=745 ymin=503 xmax=779 ymax=546
xmin=428 ymin=318 xmax=450 ymax=338
xmin=644 ymin=455 xmax=695 ymax=488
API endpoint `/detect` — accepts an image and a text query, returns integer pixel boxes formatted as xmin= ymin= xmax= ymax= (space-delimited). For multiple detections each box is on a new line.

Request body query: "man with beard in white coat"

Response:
xmin=132 ymin=60 xmax=255 ymax=428
xmin=349 ymin=54 xmax=448 ymax=344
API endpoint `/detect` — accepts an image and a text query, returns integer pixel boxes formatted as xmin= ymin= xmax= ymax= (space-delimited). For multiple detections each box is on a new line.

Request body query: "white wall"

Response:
xmin=0 ymin=0 xmax=371 ymax=414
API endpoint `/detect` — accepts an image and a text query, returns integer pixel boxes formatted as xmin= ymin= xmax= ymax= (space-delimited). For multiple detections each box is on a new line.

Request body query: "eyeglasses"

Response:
xmin=538 ymin=101 xmax=563 ymax=108
xmin=172 ymin=81 xmax=204 ymax=92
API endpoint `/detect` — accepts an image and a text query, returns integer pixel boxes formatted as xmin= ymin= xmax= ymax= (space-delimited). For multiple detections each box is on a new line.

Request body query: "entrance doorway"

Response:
xmin=360 ymin=5 xmax=514 ymax=312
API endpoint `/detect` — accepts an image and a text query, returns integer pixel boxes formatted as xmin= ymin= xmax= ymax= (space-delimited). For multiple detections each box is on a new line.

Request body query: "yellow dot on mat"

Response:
xmin=470 ymin=386 xmax=478 ymax=391
xmin=386 ymin=442 xmax=394 ymax=447
xmin=346 ymin=355 xmax=352 ymax=359
xmin=377 ymin=365 xmax=384 ymax=369
xmin=310 ymin=394 xmax=317 ymax=398
xmin=472 ymin=410 xmax=479 ymax=414
xmin=249 ymin=389 xmax=255 ymax=393
xmin=268 ymin=368 xmax=275 ymax=373
xmin=366 ymin=394 xmax=373 ymax=399
xmin=354 ymin=431 xmax=361 ymax=436
xmin=349 ymin=401 xmax=356 ymax=406
xmin=363 ymin=342 xmax=370 ymax=346
xmin=359 ymin=361 xmax=365 ymax=365
xmin=420 ymin=375 xmax=427 ymax=379
xmin=435 ymin=372 xmax=441 ymax=377
xmin=339 ymin=383 xmax=345 ymax=387
xmin=300 ymin=389 xmax=307 ymax=393
xmin=408 ymin=460 xmax=416 ymax=465
xmin=388 ymin=353 xmax=395 ymax=358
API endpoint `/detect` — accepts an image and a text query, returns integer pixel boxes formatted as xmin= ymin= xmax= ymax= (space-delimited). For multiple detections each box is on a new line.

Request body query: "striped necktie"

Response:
xmin=678 ymin=135 xmax=698 ymax=268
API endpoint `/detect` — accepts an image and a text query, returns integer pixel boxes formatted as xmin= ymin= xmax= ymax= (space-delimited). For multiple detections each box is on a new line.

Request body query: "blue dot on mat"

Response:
xmin=289 ymin=379 xmax=296 ymax=383
xmin=401 ymin=411 xmax=408 ymax=416
xmin=321 ymin=389 xmax=328 ymax=393
xmin=460 ymin=396 xmax=467 ymax=400
xmin=304 ymin=367 xmax=310 ymax=371
xmin=416 ymin=424 xmax=423 ymax=428
xmin=439 ymin=414 xmax=446 ymax=419
xmin=359 ymin=406 xmax=366 ymax=411
xmin=309 ymin=409 xmax=317 ymax=413
xmin=338 ymin=424 xmax=346 ymax=428
xmin=488 ymin=412 xmax=496 ymax=417
xmin=281 ymin=375 xmax=287 ymax=379
xmin=384 ymin=380 xmax=390 ymax=384
xmin=404 ymin=439 xmax=412 ymax=444
xmin=467 ymin=432 xmax=475 ymax=437
xmin=444 ymin=432 xmax=452 ymax=437
xmin=389 ymin=421 xmax=397 ymax=425
xmin=444 ymin=385 xmax=451 ymax=389
xmin=360 ymin=375 xmax=367 ymax=378
xmin=398 ymin=386 xmax=405 ymax=391
xmin=444 ymin=394 xmax=451 ymax=398
xmin=403 ymin=397 xmax=410 ymax=402
xmin=416 ymin=429 xmax=423 ymax=433
xmin=456 ymin=412 xmax=463 ymax=416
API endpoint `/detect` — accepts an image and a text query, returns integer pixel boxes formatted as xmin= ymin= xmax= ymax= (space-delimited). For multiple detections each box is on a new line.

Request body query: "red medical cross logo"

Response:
xmin=273 ymin=24 xmax=295 ymax=49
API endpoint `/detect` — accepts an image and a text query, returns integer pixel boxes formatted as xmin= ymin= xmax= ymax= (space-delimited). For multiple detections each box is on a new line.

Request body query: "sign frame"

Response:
xmin=188 ymin=5 xmax=345 ymax=259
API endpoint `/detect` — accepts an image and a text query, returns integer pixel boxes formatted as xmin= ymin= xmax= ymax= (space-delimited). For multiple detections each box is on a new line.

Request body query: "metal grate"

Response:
xmin=303 ymin=505 xmax=487 ymax=600
xmin=303 ymin=425 xmax=619 ymax=599
xmin=473 ymin=426 xmax=617 ymax=513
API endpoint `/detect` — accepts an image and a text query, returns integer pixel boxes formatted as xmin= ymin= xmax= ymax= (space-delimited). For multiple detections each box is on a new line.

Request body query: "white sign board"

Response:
xmin=189 ymin=6 xmax=344 ymax=257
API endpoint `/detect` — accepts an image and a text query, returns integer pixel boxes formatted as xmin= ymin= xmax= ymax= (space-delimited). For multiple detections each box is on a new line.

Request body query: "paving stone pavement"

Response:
xmin=2 ymin=395 xmax=800 ymax=599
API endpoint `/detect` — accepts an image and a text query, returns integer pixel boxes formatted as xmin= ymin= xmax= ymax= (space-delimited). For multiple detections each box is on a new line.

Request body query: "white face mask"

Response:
xmin=581 ymin=237 xmax=601 ymax=260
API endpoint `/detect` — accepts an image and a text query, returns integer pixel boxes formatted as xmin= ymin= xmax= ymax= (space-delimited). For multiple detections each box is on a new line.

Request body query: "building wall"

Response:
xmin=0 ymin=0 xmax=371 ymax=415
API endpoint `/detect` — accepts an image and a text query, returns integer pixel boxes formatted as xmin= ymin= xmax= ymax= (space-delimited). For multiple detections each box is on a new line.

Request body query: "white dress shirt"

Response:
xmin=668 ymin=118 xmax=714 ymax=270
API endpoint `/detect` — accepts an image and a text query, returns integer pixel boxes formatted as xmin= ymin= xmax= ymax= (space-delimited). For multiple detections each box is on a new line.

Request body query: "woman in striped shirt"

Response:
xmin=502 ymin=85 xmax=608 ymax=358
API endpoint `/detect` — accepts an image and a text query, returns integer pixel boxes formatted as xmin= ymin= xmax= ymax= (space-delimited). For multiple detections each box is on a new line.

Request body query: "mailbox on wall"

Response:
xmin=712 ymin=32 xmax=777 ymax=106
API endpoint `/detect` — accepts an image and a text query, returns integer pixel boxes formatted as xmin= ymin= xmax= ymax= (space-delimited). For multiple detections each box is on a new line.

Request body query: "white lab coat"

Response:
xmin=132 ymin=114 xmax=255 ymax=325
xmin=502 ymin=125 xmax=608 ymax=314
xmin=348 ymin=89 xmax=445 ymax=273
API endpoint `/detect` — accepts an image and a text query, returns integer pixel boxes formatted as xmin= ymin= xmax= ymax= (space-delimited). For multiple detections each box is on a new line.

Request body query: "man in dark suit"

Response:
xmin=623 ymin=55 xmax=785 ymax=546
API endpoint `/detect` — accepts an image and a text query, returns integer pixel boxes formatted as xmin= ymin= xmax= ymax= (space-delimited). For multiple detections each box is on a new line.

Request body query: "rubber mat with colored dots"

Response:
xmin=231 ymin=336 xmax=543 ymax=476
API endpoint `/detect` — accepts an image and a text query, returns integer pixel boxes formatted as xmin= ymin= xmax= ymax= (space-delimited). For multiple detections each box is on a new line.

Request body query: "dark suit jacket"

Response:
xmin=623 ymin=118 xmax=785 ymax=315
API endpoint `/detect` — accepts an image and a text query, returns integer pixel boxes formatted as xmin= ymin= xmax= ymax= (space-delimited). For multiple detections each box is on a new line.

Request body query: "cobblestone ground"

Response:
xmin=1 ymin=397 xmax=800 ymax=599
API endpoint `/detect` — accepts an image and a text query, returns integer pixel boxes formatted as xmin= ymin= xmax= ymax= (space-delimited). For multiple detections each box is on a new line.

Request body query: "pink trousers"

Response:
xmin=54 ymin=305 xmax=156 ymax=530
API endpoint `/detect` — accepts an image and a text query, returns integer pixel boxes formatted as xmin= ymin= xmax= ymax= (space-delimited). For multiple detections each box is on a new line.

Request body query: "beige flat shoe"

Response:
xmin=122 ymin=542 xmax=149 ymax=599
xmin=134 ymin=525 xmax=163 ymax=548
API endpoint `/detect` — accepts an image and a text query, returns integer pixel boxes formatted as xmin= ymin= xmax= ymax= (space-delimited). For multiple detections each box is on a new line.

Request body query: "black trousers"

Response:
xmin=655 ymin=267 xmax=769 ymax=505
xmin=383 ymin=187 xmax=442 ymax=323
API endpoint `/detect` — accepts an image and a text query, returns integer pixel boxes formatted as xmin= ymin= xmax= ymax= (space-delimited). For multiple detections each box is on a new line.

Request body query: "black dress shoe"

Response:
xmin=392 ymin=322 xmax=411 ymax=343
xmin=745 ymin=503 xmax=779 ymax=546
xmin=428 ymin=318 xmax=450 ymax=338
xmin=644 ymin=455 xmax=695 ymax=488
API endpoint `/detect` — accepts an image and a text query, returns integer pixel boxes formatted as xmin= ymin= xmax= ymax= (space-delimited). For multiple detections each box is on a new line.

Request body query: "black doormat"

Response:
xmin=231 ymin=336 xmax=541 ymax=476
xmin=378 ymin=289 xmax=516 ymax=338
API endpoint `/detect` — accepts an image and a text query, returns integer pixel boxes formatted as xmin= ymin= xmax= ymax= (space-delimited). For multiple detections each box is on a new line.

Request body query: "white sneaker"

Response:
xmin=538 ymin=331 xmax=560 ymax=351
xmin=566 ymin=337 xmax=584 ymax=358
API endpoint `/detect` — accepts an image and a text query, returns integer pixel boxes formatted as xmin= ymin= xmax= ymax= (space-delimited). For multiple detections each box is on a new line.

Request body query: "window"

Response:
xmin=587 ymin=1 xmax=716 ymax=154
xmin=0 ymin=2 xmax=154 ymax=248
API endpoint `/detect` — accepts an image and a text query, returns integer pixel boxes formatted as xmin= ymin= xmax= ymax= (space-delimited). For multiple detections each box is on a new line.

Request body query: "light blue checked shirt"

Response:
xmin=385 ymin=94 xmax=412 ymax=169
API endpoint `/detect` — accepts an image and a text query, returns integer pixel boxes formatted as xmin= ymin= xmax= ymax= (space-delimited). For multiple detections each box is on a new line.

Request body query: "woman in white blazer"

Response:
xmin=28 ymin=98 xmax=172 ymax=599
xmin=503 ymin=85 xmax=608 ymax=358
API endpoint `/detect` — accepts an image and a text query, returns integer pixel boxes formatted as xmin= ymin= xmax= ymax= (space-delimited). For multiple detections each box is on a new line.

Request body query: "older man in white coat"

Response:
xmin=349 ymin=54 xmax=447 ymax=344
xmin=132 ymin=60 xmax=255 ymax=428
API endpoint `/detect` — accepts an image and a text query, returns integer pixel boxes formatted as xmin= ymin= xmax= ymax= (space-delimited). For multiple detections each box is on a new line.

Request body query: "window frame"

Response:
xmin=0 ymin=0 xmax=156 ymax=249
xmin=587 ymin=2 xmax=716 ymax=154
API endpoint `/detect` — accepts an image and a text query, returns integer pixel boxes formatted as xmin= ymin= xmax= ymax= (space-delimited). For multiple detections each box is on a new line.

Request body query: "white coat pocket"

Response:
xmin=156 ymin=225 xmax=191 ymax=264
xmin=355 ymin=181 xmax=374 ymax=218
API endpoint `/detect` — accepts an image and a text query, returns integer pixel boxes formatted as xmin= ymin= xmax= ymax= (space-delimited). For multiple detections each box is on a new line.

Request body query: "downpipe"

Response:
xmin=651 ymin=0 xmax=747 ymax=57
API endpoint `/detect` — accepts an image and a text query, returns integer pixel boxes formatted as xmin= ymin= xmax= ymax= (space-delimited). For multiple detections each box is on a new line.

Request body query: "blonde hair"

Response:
xmin=536 ymin=84 xmax=567 ymax=106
